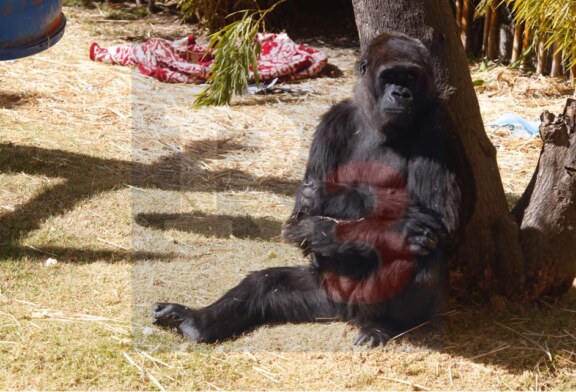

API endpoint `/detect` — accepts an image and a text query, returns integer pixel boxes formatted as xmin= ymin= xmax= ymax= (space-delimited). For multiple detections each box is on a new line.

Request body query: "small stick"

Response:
xmin=252 ymin=366 xmax=279 ymax=383
xmin=97 ymin=238 xmax=129 ymax=250
xmin=266 ymin=351 xmax=287 ymax=360
xmin=123 ymin=352 xmax=144 ymax=374
xmin=137 ymin=349 xmax=173 ymax=368
xmin=25 ymin=245 xmax=57 ymax=256
xmin=469 ymin=344 xmax=511 ymax=360
xmin=243 ymin=350 xmax=258 ymax=362
xmin=494 ymin=321 xmax=552 ymax=361
xmin=206 ymin=381 xmax=223 ymax=391
xmin=0 ymin=310 xmax=21 ymax=327
xmin=146 ymin=370 xmax=166 ymax=392
xmin=379 ymin=376 xmax=430 ymax=391
xmin=389 ymin=321 xmax=430 ymax=341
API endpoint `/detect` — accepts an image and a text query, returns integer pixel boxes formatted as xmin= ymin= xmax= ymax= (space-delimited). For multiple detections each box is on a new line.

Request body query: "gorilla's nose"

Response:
xmin=391 ymin=86 xmax=412 ymax=100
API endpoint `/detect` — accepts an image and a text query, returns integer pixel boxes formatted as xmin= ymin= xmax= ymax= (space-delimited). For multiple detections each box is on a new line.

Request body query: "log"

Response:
xmin=513 ymin=99 xmax=576 ymax=299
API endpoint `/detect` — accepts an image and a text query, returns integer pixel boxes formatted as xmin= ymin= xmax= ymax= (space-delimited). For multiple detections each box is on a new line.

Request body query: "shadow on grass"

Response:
xmin=391 ymin=286 xmax=576 ymax=374
xmin=136 ymin=212 xmax=282 ymax=241
xmin=0 ymin=91 xmax=41 ymax=110
xmin=0 ymin=140 xmax=297 ymax=262
xmin=4 ymin=141 xmax=574 ymax=376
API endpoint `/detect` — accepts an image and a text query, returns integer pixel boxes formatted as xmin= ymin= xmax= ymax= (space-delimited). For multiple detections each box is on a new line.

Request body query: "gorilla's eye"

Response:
xmin=404 ymin=70 xmax=418 ymax=81
xmin=359 ymin=59 xmax=368 ymax=75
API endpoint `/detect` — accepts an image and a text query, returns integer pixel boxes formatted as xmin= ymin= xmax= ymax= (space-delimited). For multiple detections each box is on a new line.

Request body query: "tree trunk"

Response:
xmin=487 ymin=5 xmax=499 ymax=60
xmin=455 ymin=0 xmax=462 ymax=30
xmin=511 ymin=21 xmax=523 ymax=64
xmin=482 ymin=9 xmax=491 ymax=55
xmin=351 ymin=0 xmax=527 ymax=300
xmin=536 ymin=39 xmax=548 ymax=75
xmin=498 ymin=6 xmax=513 ymax=63
xmin=459 ymin=0 xmax=470 ymax=51
xmin=512 ymin=99 xmax=576 ymax=299
xmin=520 ymin=27 xmax=534 ymax=71
xmin=468 ymin=4 xmax=485 ymax=58
xmin=550 ymin=46 xmax=563 ymax=77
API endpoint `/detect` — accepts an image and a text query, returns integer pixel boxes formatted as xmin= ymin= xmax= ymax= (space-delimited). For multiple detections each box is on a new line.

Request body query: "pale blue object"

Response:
xmin=0 ymin=0 xmax=66 ymax=61
xmin=488 ymin=113 xmax=540 ymax=137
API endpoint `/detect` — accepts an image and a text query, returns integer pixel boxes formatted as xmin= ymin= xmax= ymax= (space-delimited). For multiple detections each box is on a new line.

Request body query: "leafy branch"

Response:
xmin=193 ymin=0 xmax=286 ymax=107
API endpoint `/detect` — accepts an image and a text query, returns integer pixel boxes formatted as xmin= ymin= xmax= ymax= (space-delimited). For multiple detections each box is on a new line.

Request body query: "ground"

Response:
xmin=1 ymin=6 xmax=575 ymax=390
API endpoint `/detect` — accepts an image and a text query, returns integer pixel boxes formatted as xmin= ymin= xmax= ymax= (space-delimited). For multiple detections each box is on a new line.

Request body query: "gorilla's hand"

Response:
xmin=399 ymin=207 xmax=446 ymax=256
xmin=299 ymin=180 xmax=322 ymax=214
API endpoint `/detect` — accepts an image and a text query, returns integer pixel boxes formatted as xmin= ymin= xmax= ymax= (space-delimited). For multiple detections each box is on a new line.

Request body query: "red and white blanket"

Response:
xmin=90 ymin=33 xmax=328 ymax=84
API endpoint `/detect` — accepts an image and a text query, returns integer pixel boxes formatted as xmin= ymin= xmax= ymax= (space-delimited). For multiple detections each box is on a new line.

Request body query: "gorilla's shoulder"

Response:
xmin=316 ymin=99 xmax=358 ymax=139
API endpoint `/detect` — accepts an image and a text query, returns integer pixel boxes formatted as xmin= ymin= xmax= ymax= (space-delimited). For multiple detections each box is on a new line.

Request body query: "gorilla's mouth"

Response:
xmin=383 ymin=108 xmax=408 ymax=113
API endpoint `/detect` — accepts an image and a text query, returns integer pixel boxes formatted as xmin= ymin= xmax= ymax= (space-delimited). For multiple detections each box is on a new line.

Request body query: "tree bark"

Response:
xmin=520 ymin=27 xmax=534 ymax=71
xmin=536 ymin=39 xmax=548 ymax=75
xmin=468 ymin=3 xmax=485 ymax=58
xmin=351 ymin=0 xmax=526 ymax=300
xmin=487 ymin=5 xmax=499 ymax=60
xmin=482 ymin=9 xmax=491 ymax=55
xmin=498 ymin=6 xmax=513 ymax=63
xmin=550 ymin=46 xmax=563 ymax=77
xmin=511 ymin=21 xmax=523 ymax=64
xmin=512 ymin=99 xmax=576 ymax=299
xmin=459 ymin=0 xmax=470 ymax=51
xmin=455 ymin=0 xmax=462 ymax=30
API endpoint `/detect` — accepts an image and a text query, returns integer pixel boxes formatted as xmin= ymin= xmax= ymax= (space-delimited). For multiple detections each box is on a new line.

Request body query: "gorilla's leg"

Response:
xmin=152 ymin=266 xmax=340 ymax=342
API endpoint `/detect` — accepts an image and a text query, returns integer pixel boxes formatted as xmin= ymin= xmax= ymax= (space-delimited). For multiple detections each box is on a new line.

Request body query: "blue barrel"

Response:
xmin=0 ymin=0 xmax=66 ymax=61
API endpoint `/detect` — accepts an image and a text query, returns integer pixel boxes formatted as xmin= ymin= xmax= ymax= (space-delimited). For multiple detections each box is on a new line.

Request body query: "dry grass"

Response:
xmin=1 ymin=6 xmax=575 ymax=390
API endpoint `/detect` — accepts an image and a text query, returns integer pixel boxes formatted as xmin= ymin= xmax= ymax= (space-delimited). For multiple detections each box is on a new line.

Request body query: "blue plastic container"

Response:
xmin=0 ymin=0 xmax=66 ymax=61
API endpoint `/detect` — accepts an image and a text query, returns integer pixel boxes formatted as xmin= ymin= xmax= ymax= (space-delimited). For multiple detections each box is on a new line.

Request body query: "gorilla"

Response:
xmin=151 ymin=32 xmax=474 ymax=347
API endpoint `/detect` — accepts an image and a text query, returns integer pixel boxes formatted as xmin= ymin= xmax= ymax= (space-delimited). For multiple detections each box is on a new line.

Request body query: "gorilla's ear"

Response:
xmin=359 ymin=59 xmax=368 ymax=76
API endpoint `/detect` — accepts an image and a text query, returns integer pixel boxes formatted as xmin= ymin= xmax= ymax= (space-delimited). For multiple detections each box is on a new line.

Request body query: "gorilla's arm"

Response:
xmin=400 ymin=124 xmax=467 ymax=255
xmin=290 ymin=100 xmax=375 ymax=221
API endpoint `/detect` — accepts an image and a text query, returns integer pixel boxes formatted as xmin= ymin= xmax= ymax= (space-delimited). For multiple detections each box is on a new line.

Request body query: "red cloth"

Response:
xmin=90 ymin=33 xmax=328 ymax=84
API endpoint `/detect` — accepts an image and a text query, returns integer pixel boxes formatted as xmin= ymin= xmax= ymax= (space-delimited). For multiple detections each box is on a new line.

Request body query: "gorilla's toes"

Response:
xmin=152 ymin=303 xmax=195 ymax=328
xmin=151 ymin=302 xmax=202 ymax=341
xmin=408 ymin=228 xmax=439 ymax=256
xmin=300 ymin=181 xmax=320 ymax=210
xmin=354 ymin=324 xmax=392 ymax=347
xmin=281 ymin=218 xmax=314 ymax=244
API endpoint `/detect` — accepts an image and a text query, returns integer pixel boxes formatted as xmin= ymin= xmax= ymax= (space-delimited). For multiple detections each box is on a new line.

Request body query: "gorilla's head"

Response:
xmin=354 ymin=32 xmax=438 ymax=136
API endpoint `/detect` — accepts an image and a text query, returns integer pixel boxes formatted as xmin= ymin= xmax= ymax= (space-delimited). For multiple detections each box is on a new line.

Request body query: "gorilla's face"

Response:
xmin=354 ymin=33 xmax=438 ymax=136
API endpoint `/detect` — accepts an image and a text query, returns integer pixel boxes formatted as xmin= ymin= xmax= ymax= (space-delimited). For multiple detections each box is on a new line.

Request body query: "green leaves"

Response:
xmin=193 ymin=11 xmax=261 ymax=107
xmin=507 ymin=0 xmax=576 ymax=69
xmin=192 ymin=1 xmax=285 ymax=107
xmin=476 ymin=0 xmax=576 ymax=70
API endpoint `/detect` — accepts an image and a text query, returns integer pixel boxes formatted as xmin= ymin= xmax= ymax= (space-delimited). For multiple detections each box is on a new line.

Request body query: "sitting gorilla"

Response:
xmin=152 ymin=32 xmax=474 ymax=347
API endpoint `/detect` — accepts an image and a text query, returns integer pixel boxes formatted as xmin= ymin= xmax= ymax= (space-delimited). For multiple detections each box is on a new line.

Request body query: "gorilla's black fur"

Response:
xmin=152 ymin=32 xmax=475 ymax=347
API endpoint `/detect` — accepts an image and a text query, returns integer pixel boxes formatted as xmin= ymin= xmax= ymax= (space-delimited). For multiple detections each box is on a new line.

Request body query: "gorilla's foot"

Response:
xmin=353 ymin=323 xmax=393 ymax=347
xmin=152 ymin=303 xmax=201 ymax=341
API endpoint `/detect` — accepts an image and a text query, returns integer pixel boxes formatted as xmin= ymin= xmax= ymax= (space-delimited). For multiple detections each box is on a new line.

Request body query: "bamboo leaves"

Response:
xmin=193 ymin=11 xmax=261 ymax=107
xmin=193 ymin=1 xmax=285 ymax=107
